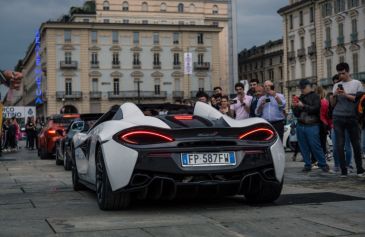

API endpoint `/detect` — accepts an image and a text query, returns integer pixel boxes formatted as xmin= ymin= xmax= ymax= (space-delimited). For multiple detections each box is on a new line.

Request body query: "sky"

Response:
xmin=0 ymin=0 xmax=288 ymax=70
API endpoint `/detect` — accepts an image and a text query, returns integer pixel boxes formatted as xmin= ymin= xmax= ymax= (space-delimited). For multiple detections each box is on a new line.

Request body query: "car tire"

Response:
xmin=95 ymin=148 xmax=130 ymax=210
xmin=39 ymin=149 xmax=49 ymax=160
xmin=55 ymin=149 xmax=62 ymax=165
xmin=64 ymin=151 xmax=72 ymax=171
xmin=244 ymin=179 xmax=283 ymax=204
xmin=72 ymin=161 xmax=86 ymax=191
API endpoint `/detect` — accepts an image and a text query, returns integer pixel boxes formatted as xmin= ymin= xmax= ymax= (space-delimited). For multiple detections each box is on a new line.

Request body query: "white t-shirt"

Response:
xmin=332 ymin=79 xmax=364 ymax=117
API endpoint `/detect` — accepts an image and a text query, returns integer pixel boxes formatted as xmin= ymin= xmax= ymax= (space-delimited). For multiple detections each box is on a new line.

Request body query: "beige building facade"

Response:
xmin=19 ymin=0 xmax=238 ymax=117
xmin=278 ymin=0 xmax=365 ymax=102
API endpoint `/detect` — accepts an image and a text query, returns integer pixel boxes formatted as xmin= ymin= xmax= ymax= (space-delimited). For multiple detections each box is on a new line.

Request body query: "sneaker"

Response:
xmin=291 ymin=155 xmax=297 ymax=162
xmin=340 ymin=174 xmax=348 ymax=178
xmin=320 ymin=165 xmax=330 ymax=172
xmin=357 ymin=173 xmax=365 ymax=178
xmin=347 ymin=166 xmax=354 ymax=173
xmin=302 ymin=167 xmax=312 ymax=172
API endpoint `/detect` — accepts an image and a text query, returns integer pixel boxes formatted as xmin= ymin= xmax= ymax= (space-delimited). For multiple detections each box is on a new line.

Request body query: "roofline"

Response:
xmin=277 ymin=0 xmax=313 ymax=15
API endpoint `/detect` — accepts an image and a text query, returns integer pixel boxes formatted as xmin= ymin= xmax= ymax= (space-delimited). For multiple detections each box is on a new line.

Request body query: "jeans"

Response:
xmin=296 ymin=124 xmax=327 ymax=169
xmin=331 ymin=128 xmax=352 ymax=168
xmin=333 ymin=116 xmax=364 ymax=175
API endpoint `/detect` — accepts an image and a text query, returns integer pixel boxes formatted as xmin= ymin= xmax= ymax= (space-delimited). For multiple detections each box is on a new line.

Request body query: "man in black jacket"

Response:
xmin=292 ymin=79 xmax=329 ymax=172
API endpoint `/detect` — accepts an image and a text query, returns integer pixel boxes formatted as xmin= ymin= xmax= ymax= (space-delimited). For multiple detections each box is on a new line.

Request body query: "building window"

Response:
xmin=160 ymin=2 xmax=167 ymax=12
xmin=326 ymin=58 xmax=332 ymax=78
xmin=301 ymin=63 xmax=306 ymax=78
xmin=142 ymin=20 xmax=148 ymax=24
xmin=91 ymin=52 xmax=98 ymax=64
xmin=299 ymin=11 xmax=303 ymax=26
xmin=103 ymin=19 xmax=110 ymax=23
xmin=174 ymin=78 xmax=181 ymax=91
xmin=112 ymin=31 xmax=119 ymax=43
xmin=91 ymin=31 xmax=97 ymax=43
xmin=142 ymin=2 xmax=148 ymax=12
xmin=178 ymin=3 xmax=184 ymax=13
xmin=112 ymin=52 xmax=120 ymax=65
xmin=198 ymin=78 xmax=204 ymax=91
xmin=279 ymin=67 xmax=283 ymax=79
xmin=290 ymin=40 xmax=295 ymax=51
xmin=289 ymin=15 xmax=293 ymax=29
xmin=300 ymin=37 xmax=305 ymax=49
xmin=173 ymin=53 xmax=180 ymax=65
xmin=351 ymin=18 xmax=357 ymax=33
xmin=269 ymin=69 xmax=274 ymax=81
xmin=348 ymin=0 xmax=359 ymax=8
xmin=64 ymin=30 xmax=71 ymax=43
xmin=291 ymin=66 xmax=295 ymax=81
xmin=197 ymin=33 xmax=204 ymax=44
xmin=198 ymin=54 xmax=204 ymax=64
xmin=123 ymin=19 xmax=129 ymax=24
xmin=65 ymin=78 xmax=72 ymax=95
xmin=113 ymin=79 xmax=120 ymax=95
xmin=212 ymin=5 xmax=218 ymax=14
xmin=310 ymin=7 xmax=314 ymax=23
xmin=153 ymin=32 xmax=159 ymax=45
xmin=322 ymin=2 xmax=333 ymax=17
xmin=334 ymin=0 xmax=346 ymax=13
xmin=173 ymin=32 xmax=180 ymax=44
xmin=353 ymin=53 xmax=359 ymax=73
xmin=269 ymin=58 xmax=273 ymax=66
xmin=153 ymin=53 xmax=160 ymax=66
xmin=133 ymin=32 xmax=139 ymax=45
xmin=154 ymin=79 xmax=161 ymax=95
xmin=65 ymin=52 xmax=72 ymax=64
xmin=339 ymin=56 xmax=345 ymax=63
xmin=103 ymin=1 xmax=110 ymax=10
xmin=189 ymin=3 xmax=195 ymax=13
xmin=311 ymin=61 xmax=317 ymax=77
xmin=338 ymin=23 xmax=344 ymax=36
xmin=92 ymin=78 xmax=98 ymax=92
xmin=133 ymin=53 xmax=140 ymax=65
xmin=122 ymin=1 xmax=129 ymax=11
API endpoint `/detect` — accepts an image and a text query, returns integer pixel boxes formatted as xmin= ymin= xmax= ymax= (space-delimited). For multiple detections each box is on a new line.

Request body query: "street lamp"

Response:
xmin=61 ymin=97 xmax=65 ymax=114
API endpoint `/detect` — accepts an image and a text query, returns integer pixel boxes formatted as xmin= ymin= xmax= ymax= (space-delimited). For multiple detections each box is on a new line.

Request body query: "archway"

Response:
xmin=60 ymin=105 xmax=78 ymax=114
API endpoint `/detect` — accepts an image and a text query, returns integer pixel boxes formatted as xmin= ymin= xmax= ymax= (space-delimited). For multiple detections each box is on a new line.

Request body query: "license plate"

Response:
xmin=181 ymin=152 xmax=236 ymax=167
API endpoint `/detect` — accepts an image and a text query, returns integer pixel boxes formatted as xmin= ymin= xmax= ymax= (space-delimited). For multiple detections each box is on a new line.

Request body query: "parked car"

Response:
xmin=72 ymin=102 xmax=285 ymax=210
xmin=38 ymin=114 xmax=80 ymax=159
xmin=55 ymin=113 xmax=103 ymax=170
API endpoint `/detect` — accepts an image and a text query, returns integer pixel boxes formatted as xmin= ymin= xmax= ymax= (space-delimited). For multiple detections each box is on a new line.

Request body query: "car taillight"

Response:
xmin=118 ymin=130 xmax=174 ymax=145
xmin=47 ymin=129 xmax=57 ymax=136
xmin=174 ymin=115 xmax=193 ymax=120
xmin=239 ymin=128 xmax=275 ymax=141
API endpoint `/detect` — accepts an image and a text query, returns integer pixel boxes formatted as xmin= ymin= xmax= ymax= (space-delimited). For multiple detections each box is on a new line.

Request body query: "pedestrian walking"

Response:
xmin=255 ymin=80 xmax=286 ymax=141
xmin=331 ymin=62 xmax=365 ymax=177
xmin=26 ymin=117 xmax=36 ymax=150
xmin=292 ymin=79 xmax=329 ymax=172
xmin=7 ymin=118 xmax=17 ymax=152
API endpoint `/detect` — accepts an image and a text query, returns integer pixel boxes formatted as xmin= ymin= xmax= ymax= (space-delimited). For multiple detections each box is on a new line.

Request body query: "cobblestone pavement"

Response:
xmin=1 ymin=142 xmax=365 ymax=237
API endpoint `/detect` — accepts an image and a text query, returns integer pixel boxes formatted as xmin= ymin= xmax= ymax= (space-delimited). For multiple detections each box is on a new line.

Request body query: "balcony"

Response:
xmin=287 ymin=51 xmax=296 ymax=60
xmin=193 ymin=62 xmax=210 ymax=71
xmin=60 ymin=61 xmax=78 ymax=69
xmin=307 ymin=44 xmax=316 ymax=55
xmin=89 ymin=91 xmax=102 ymax=99
xmin=108 ymin=91 xmax=167 ymax=99
xmin=324 ymin=40 xmax=332 ymax=49
xmin=351 ymin=32 xmax=358 ymax=43
xmin=190 ymin=91 xmax=214 ymax=98
xmin=153 ymin=62 xmax=161 ymax=70
xmin=90 ymin=61 xmax=99 ymax=68
xmin=133 ymin=61 xmax=141 ymax=69
xmin=173 ymin=64 xmax=181 ymax=70
xmin=173 ymin=91 xmax=184 ymax=98
xmin=56 ymin=91 xmax=83 ymax=100
xmin=112 ymin=61 xmax=120 ymax=69
xmin=352 ymin=72 xmax=365 ymax=82
xmin=297 ymin=48 xmax=306 ymax=57
xmin=337 ymin=36 xmax=344 ymax=46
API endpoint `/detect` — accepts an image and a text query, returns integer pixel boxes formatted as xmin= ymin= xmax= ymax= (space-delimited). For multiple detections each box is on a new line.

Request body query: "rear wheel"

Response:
xmin=72 ymin=161 xmax=86 ymax=191
xmin=244 ymin=178 xmax=283 ymax=204
xmin=39 ymin=148 xmax=49 ymax=160
xmin=95 ymin=148 xmax=130 ymax=210
xmin=63 ymin=149 xmax=72 ymax=171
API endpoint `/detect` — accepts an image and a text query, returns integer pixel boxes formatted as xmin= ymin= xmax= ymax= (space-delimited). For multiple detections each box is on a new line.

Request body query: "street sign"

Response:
xmin=2 ymin=106 xmax=36 ymax=119
xmin=184 ymin=52 xmax=193 ymax=75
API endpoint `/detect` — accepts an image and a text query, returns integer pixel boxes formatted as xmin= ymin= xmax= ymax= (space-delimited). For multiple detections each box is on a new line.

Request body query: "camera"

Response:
xmin=265 ymin=98 xmax=271 ymax=103
xmin=230 ymin=99 xmax=237 ymax=104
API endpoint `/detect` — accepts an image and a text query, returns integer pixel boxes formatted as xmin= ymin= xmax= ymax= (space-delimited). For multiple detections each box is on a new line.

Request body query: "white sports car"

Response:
xmin=72 ymin=102 xmax=285 ymax=210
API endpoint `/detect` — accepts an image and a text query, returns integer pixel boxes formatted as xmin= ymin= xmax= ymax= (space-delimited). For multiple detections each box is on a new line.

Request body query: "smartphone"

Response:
xmin=265 ymin=98 xmax=271 ymax=103
xmin=230 ymin=100 xmax=237 ymax=104
xmin=270 ymin=85 xmax=275 ymax=90
xmin=338 ymin=84 xmax=344 ymax=90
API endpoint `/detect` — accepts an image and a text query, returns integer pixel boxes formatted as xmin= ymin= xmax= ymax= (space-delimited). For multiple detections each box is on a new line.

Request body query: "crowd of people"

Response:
xmin=191 ymin=62 xmax=365 ymax=178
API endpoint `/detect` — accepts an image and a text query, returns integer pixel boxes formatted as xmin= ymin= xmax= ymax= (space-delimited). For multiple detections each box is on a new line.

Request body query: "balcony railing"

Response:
xmin=90 ymin=61 xmax=99 ymax=68
xmin=307 ymin=44 xmax=316 ymax=55
xmin=89 ymin=91 xmax=102 ymax=99
xmin=190 ymin=91 xmax=214 ymax=98
xmin=153 ymin=62 xmax=161 ymax=69
xmin=352 ymin=72 xmax=365 ymax=82
xmin=112 ymin=61 xmax=120 ymax=68
xmin=56 ymin=91 xmax=83 ymax=100
xmin=287 ymin=51 xmax=296 ymax=60
xmin=297 ymin=48 xmax=306 ymax=57
xmin=194 ymin=62 xmax=210 ymax=70
xmin=324 ymin=40 xmax=332 ymax=49
xmin=173 ymin=64 xmax=181 ymax=70
xmin=173 ymin=91 xmax=184 ymax=98
xmin=108 ymin=91 xmax=167 ymax=99
xmin=287 ymin=76 xmax=317 ymax=88
xmin=337 ymin=36 xmax=344 ymax=45
xmin=351 ymin=32 xmax=358 ymax=43
xmin=60 ymin=61 xmax=78 ymax=69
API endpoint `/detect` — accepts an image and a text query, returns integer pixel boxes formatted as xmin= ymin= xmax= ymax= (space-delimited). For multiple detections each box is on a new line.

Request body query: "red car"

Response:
xmin=38 ymin=114 xmax=80 ymax=159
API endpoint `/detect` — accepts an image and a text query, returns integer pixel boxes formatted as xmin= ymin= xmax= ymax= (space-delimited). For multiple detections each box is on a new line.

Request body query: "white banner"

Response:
xmin=184 ymin=52 xmax=193 ymax=75
xmin=2 ymin=106 xmax=36 ymax=119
